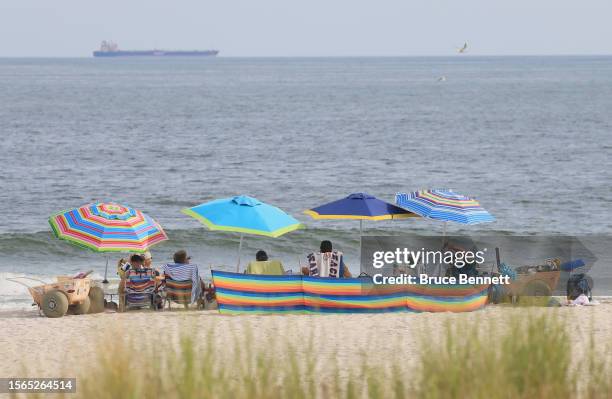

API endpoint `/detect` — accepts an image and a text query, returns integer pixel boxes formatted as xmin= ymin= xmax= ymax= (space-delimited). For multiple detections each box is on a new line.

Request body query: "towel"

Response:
xmin=246 ymin=260 xmax=285 ymax=275
xmin=307 ymin=251 xmax=343 ymax=278
xmin=571 ymin=294 xmax=590 ymax=306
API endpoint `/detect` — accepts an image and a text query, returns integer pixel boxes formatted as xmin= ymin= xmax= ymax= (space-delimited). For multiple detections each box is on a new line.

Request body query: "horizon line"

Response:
xmin=1 ymin=53 xmax=612 ymax=59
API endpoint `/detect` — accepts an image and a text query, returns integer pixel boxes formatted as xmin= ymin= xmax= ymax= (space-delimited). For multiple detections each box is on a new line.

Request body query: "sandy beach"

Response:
xmin=1 ymin=302 xmax=611 ymax=380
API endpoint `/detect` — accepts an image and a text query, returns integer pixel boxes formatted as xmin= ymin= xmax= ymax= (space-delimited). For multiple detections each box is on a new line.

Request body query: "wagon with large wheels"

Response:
xmin=505 ymin=258 xmax=561 ymax=305
xmin=9 ymin=272 xmax=105 ymax=318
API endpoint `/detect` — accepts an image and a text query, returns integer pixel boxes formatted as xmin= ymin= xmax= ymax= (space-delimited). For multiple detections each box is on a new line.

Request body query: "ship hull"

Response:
xmin=93 ymin=50 xmax=219 ymax=57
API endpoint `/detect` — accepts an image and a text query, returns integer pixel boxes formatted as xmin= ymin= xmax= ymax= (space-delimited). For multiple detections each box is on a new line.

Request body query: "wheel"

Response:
xmin=521 ymin=280 xmax=552 ymax=297
xmin=88 ymin=286 xmax=105 ymax=314
xmin=72 ymin=296 xmax=91 ymax=315
xmin=41 ymin=290 xmax=69 ymax=318
xmin=518 ymin=280 xmax=552 ymax=306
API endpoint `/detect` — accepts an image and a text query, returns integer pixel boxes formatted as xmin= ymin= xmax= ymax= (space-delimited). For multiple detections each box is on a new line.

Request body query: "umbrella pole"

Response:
xmin=359 ymin=219 xmax=363 ymax=267
xmin=102 ymin=255 xmax=109 ymax=284
xmin=437 ymin=222 xmax=448 ymax=276
xmin=236 ymin=233 xmax=244 ymax=273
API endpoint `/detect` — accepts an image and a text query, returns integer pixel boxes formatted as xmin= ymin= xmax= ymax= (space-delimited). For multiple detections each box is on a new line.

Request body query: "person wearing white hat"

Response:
xmin=143 ymin=251 xmax=153 ymax=268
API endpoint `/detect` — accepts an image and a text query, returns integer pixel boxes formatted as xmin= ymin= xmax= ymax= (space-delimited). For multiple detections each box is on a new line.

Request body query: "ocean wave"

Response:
xmin=148 ymin=198 xmax=201 ymax=207
xmin=0 ymin=225 xmax=517 ymax=256
xmin=0 ymin=222 xmax=514 ymax=257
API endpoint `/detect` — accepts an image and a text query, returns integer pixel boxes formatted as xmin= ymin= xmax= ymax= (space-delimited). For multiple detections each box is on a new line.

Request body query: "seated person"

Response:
xmin=118 ymin=254 xmax=146 ymax=295
xmin=162 ymin=250 xmax=202 ymax=304
xmin=143 ymin=251 xmax=153 ymax=268
xmin=141 ymin=251 xmax=161 ymax=279
xmin=443 ymin=243 xmax=479 ymax=279
xmin=246 ymin=250 xmax=285 ymax=275
xmin=302 ymin=240 xmax=352 ymax=278
xmin=117 ymin=254 xmax=147 ymax=276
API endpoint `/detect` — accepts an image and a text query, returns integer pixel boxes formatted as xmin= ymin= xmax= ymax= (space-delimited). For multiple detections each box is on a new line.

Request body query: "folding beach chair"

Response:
xmin=163 ymin=278 xmax=195 ymax=309
xmin=120 ymin=268 xmax=157 ymax=312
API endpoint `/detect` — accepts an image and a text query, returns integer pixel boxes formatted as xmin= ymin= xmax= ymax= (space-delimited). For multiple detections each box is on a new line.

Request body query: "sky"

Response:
xmin=0 ymin=0 xmax=611 ymax=57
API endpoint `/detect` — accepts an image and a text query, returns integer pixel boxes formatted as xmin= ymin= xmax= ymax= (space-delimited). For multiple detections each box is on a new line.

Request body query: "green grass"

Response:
xmin=18 ymin=313 xmax=611 ymax=399
xmin=416 ymin=314 xmax=572 ymax=399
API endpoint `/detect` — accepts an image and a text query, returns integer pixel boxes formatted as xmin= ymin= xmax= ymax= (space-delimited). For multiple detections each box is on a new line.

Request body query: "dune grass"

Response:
xmin=15 ymin=313 xmax=611 ymax=399
xmin=417 ymin=314 xmax=571 ymax=399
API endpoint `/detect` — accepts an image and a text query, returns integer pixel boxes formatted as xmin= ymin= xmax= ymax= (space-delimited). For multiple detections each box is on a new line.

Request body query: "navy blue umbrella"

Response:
xmin=304 ymin=193 xmax=417 ymax=261
xmin=305 ymin=193 xmax=416 ymax=222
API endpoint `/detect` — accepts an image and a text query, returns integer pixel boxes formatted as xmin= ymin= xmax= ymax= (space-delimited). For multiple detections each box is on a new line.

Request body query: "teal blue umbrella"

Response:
xmin=182 ymin=195 xmax=303 ymax=271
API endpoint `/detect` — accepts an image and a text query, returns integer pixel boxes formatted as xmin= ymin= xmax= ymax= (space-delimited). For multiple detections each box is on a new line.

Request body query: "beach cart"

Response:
xmin=490 ymin=248 xmax=562 ymax=305
xmin=8 ymin=272 xmax=105 ymax=318
xmin=505 ymin=259 xmax=561 ymax=304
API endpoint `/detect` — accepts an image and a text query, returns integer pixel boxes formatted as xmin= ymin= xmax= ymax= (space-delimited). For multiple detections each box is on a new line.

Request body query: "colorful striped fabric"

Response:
xmin=395 ymin=189 xmax=494 ymax=225
xmin=212 ymin=271 xmax=488 ymax=314
xmin=162 ymin=263 xmax=202 ymax=303
xmin=125 ymin=268 xmax=156 ymax=308
xmin=49 ymin=202 xmax=168 ymax=252
xmin=213 ymin=272 xmax=305 ymax=313
xmin=165 ymin=279 xmax=194 ymax=305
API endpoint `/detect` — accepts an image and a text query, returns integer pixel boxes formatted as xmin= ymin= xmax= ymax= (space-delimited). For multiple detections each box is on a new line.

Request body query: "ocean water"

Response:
xmin=1 ymin=56 xmax=611 ymax=308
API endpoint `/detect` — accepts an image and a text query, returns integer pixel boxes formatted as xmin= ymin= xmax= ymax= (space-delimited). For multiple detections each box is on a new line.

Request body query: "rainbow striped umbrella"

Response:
xmin=49 ymin=202 xmax=168 ymax=282
xmin=395 ymin=189 xmax=494 ymax=227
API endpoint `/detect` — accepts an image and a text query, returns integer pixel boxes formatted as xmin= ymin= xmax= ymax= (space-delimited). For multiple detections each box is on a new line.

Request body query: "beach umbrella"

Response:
xmin=395 ymin=189 xmax=494 ymax=234
xmin=304 ymin=193 xmax=417 ymax=262
xmin=182 ymin=195 xmax=303 ymax=271
xmin=49 ymin=202 xmax=168 ymax=282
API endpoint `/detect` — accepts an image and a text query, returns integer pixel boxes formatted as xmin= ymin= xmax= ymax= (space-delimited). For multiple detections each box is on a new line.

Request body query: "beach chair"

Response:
xmin=120 ymin=268 xmax=157 ymax=312
xmin=163 ymin=278 xmax=195 ymax=309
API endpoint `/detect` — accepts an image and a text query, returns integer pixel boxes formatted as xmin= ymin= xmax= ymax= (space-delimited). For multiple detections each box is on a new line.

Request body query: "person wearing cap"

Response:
xmin=162 ymin=250 xmax=202 ymax=304
xmin=246 ymin=250 xmax=285 ymax=275
xmin=117 ymin=253 xmax=146 ymax=278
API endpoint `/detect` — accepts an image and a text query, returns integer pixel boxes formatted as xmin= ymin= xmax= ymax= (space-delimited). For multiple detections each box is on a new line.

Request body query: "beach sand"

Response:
xmin=1 ymin=302 xmax=611 ymax=379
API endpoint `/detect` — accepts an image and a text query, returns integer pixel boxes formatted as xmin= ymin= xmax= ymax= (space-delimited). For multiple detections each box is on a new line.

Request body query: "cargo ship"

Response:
xmin=93 ymin=41 xmax=219 ymax=57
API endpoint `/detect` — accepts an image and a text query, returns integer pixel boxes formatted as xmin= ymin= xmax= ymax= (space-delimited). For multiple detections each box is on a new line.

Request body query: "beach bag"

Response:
xmin=566 ymin=273 xmax=592 ymax=301
xmin=498 ymin=263 xmax=517 ymax=281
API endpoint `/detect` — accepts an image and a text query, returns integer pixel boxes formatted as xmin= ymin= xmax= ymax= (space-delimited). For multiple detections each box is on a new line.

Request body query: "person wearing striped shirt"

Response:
xmin=162 ymin=250 xmax=202 ymax=304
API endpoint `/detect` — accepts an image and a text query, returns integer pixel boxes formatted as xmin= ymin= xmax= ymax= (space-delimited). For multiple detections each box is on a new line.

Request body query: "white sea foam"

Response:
xmin=0 ymin=272 xmax=55 ymax=310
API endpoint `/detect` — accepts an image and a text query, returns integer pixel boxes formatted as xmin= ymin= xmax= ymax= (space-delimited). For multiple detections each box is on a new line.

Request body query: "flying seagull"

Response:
xmin=458 ymin=42 xmax=468 ymax=53
xmin=437 ymin=76 xmax=447 ymax=82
